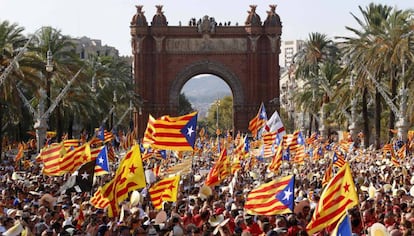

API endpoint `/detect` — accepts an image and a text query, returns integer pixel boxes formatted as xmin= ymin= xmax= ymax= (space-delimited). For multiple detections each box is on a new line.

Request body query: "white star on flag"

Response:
xmin=81 ymin=171 xmax=89 ymax=180
xmin=187 ymin=126 xmax=194 ymax=137
xmin=98 ymin=157 xmax=104 ymax=164
xmin=283 ymin=188 xmax=292 ymax=201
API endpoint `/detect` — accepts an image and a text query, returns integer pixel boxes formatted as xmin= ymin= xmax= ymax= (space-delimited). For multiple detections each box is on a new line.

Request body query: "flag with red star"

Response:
xmin=148 ymin=175 xmax=180 ymax=209
xmin=90 ymin=144 xmax=146 ymax=217
xmin=306 ymin=163 xmax=358 ymax=235
xmin=59 ymin=142 xmax=93 ymax=174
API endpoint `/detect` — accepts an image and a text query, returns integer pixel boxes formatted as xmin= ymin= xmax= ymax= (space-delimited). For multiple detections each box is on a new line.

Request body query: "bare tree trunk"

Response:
xmin=389 ymin=70 xmax=397 ymax=142
xmin=308 ymin=113 xmax=313 ymax=137
xmin=375 ymin=89 xmax=382 ymax=149
xmin=362 ymin=88 xmax=370 ymax=147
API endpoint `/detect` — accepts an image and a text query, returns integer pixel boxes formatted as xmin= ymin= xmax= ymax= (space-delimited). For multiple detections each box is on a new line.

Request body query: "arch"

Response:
xmin=169 ymin=60 xmax=244 ymax=110
xmin=130 ymin=6 xmax=282 ymax=137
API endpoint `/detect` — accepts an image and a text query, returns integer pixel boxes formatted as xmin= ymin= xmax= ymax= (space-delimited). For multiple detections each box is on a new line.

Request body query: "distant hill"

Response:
xmin=181 ymin=75 xmax=232 ymax=117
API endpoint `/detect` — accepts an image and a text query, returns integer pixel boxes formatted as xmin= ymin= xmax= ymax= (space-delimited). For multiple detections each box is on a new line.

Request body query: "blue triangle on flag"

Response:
xmin=244 ymin=138 xmax=250 ymax=152
xmin=283 ymin=147 xmax=290 ymax=161
xmin=275 ymin=176 xmax=295 ymax=211
xmin=181 ymin=113 xmax=198 ymax=148
xmin=96 ymin=146 xmax=109 ymax=172
xmin=297 ymin=131 xmax=305 ymax=145
xmin=333 ymin=152 xmax=338 ymax=163
xmin=139 ymin=143 xmax=145 ymax=153
xmin=159 ymin=150 xmax=167 ymax=159
xmin=97 ymin=126 xmax=105 ymax=141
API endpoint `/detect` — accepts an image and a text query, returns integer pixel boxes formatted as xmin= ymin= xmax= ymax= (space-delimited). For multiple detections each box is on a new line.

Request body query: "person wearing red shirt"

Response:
xmin=243 ymin=215 xmax=263 ymax=236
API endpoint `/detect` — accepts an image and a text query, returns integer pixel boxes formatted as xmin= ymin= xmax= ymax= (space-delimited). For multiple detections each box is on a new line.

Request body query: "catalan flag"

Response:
xmin=244 ymin=175 xmax=295 ymax=215
xmin=204 ymin=148 xmax=230 ymax=187
xmin=149 ymin=175 xmax=180 ymax=209
xmin=143 ymin=114 xmax=156 ymax=146
xmin=97 ymin=127 xmax=114 ymax=143
xmin=262 ymin=131 xmax=277 ymax=158
xmin=322 ymin=163 xmax=333 ymax=188
xmin=152 ymin=164 xmax=161 ymax=177
xmin=149 ymin=112 xmax=198 ymax=151
xmin=39 ymin=143 xmax=66 ymax=176
xmin=249 ymin=103 xmax=267 ymax=138
xmin=90 ymin=144 xmax=146 ymax=217
xmin=332 ymin=152 xmax=346 ymax=168
xmin=95 ymin=146 xmax=110 ymax=176
xmin=268 ymin=142 xmax=283 ymax=174
xmin=15 ymin=143 xmax=24 ymax=162
xmin=306 ymin=163 xmax=358 ymax=235
xmin=76 ymin=205 xmax=85 ymax=230
xmin=63 ymin=139 xmax=80 ymax=151
xmin=59 ymin=142 xmax=93 ymax=174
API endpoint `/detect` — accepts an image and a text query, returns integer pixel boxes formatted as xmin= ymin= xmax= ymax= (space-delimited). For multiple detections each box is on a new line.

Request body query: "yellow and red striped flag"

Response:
xmin=149 ymin=112 xmax=198 ymax=151
xmin=391 ymin=154 xmax=400 ymax=167
xmin=143 ymin=114 xmax=156 ymax=146
xmin=204 ymin=148 xmax=230 ymax=187
xmin=149 ymin=175 xmax=180 ymax=209
xmin=59 ymin=142 xmax=93 ymax=174
xmin=322 ymin=163 xmax=333 ymax=188
xmin=396 ymin=144 xmax=407 ymax=159
xmin=248 ymin=103 xmax=267 ymax=138
xmin=90 ymin=144 xmax=146 ymax=217
xmin=152 ymin=164 xmax=161 ymax=177
xmin=76 ymin=205 xmax=85 ymax=230
xmin=15 ymin=143 xmax=24 ymax=162
xmin=89 ymin=186 xmax=110 ymax=209
xmin=306 ymin=163 xmax=358 ymax=235
xmin=332 ymin=151 xmax=346 ymax=168
xmin=63 ymin=139 xmax=80 ymax=151
xmin=39 ymin=143 xmax=66 ymax=176
xmin=268 ymin=142 xmax=283 ymax=174
xmin=244 ymin=175 xmax=295 ymax=215
xmin=262 ymin=131 xmax=277 ymax=158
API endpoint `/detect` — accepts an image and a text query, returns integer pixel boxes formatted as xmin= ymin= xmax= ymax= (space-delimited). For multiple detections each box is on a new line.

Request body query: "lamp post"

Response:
xmin=215 ymin=99 xmax=220 ymax=137
xmin=35 ymin=48 xmax=53 ymax=152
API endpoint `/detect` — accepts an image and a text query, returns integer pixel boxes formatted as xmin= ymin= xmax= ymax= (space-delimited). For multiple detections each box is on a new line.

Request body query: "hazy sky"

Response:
xmin=1 ymin=0 xmax=412 ymax=56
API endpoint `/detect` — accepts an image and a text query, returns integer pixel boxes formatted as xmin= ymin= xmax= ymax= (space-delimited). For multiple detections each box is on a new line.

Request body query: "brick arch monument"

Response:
xmin=130 ymin=4 xmax=282 ymax=138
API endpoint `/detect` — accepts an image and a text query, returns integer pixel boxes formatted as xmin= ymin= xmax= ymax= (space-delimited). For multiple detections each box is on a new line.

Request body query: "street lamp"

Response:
xmin=215 ymin=99 xmax=220 ymax=136
xmin=35 ymin=47 xmax=53 ymax=152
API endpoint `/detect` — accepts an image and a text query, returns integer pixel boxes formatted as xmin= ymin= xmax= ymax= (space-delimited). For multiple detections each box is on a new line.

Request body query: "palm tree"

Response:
xmin=0 ymin=20 xmax=27 ymax=157
xmin=294 ymin=32 xmax=339 ymax=137
xmin=340 ymin=3 xmax=414 ymax=146
xmin=18 ymin=27 xmax=81 ymax=142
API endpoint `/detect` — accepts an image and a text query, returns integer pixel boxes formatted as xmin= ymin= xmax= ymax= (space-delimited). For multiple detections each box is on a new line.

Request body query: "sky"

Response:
xmin=1 ymin=0 xmax=412 ymax=56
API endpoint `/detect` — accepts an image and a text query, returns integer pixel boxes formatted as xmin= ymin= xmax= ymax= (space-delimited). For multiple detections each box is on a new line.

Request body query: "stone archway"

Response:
xmin=130 ymin=5 xmax=282 ymax=137
xmin=169 ymin=60 xmax=244 ymax=110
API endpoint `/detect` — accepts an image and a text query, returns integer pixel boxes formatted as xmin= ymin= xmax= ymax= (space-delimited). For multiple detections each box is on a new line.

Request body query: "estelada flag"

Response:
xmin=306 ymin=163 xmax=358 ymax=235
xmin=150 ymin=112 xmax=198 ymax=151
xmin=244 ymin=175 xmax=295 ymax=215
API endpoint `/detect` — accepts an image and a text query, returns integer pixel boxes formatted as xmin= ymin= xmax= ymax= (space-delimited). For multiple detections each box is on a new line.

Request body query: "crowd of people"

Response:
xmin=0 ymin=133 xmax=414 ymax=236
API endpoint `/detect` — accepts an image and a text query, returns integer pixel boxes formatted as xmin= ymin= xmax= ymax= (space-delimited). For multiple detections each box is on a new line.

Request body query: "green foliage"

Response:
xmin=178 ymin=93 xmax=194 ymax=115
xmin=203 ymin=96 xmax=233 ymax=135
